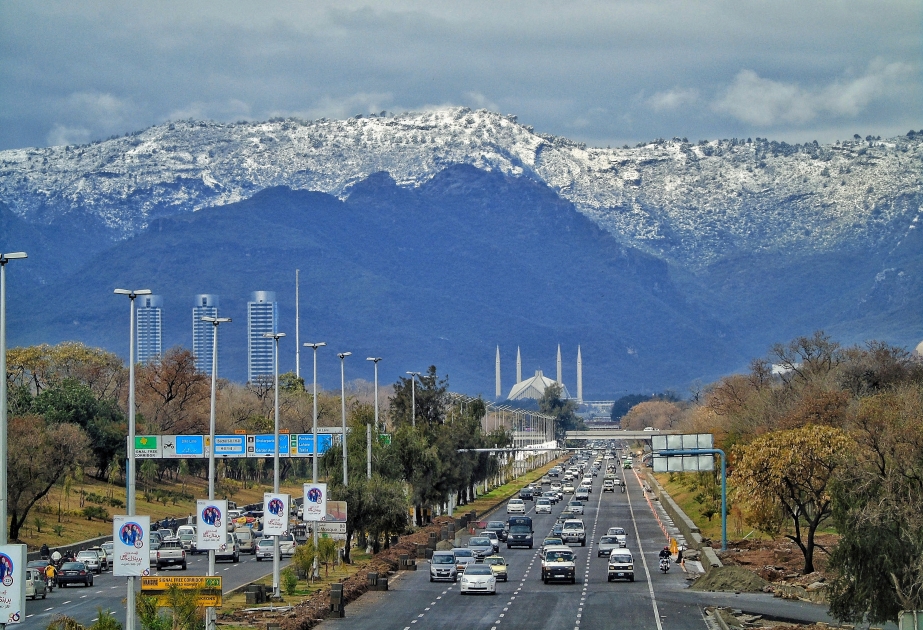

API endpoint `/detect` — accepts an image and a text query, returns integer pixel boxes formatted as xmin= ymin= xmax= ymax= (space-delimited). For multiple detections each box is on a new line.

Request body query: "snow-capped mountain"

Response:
xmin=2 ymin=108 xmax=921 ymax=269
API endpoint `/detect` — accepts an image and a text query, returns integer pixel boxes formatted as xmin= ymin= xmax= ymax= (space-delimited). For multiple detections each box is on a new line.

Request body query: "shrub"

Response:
xmin=281 ymin=568 xmax=298 ymax=596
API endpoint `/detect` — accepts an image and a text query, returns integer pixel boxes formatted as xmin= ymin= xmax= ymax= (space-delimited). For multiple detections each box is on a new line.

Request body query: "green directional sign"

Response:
xmin=378 ymin=434 xmax=391 ymax=446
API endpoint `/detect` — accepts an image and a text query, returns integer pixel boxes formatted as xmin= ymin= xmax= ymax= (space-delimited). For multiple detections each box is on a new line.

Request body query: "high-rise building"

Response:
xmin=136 ymin=295 xmax=163 ymax=365
xmin=192 ymin=294 xmax=220 ymax=375
xmin=247 ymin=291 xmax=278 ymax=382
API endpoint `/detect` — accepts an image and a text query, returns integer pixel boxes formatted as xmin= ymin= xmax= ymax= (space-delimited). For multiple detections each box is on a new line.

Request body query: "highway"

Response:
xmin=318 ymin=454 xmax=709 ymax=630
xmin=21 ymin=545 xmax=292 ymax=629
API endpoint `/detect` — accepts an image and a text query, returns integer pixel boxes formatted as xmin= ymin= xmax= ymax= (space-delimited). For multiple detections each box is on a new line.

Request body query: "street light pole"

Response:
xmin=0 ymin=252 xmax=26 ymax=548
xmin=303 ymin=342 xmax=325 ymax=578
xmin=406 ymin=371 xmax=420 ymax=427
xmin=114 ymin=287 xmax=152 ymax=630
xmin=263 ymin=332 xmax=286 ymax=597
xmin=365 ymin=358 xmax=381 ymax=480
xmin=337 ymin=352 xmax=351 ymax=486
xmin=201 ymin=315 xmax=229 ymax=630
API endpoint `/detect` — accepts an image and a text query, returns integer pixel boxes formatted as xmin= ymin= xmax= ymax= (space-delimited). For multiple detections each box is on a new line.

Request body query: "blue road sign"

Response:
xmin=296 ymin=434 xmax=332 ymax=456
xmin=248 ymin=434 xmax=290 ymax=457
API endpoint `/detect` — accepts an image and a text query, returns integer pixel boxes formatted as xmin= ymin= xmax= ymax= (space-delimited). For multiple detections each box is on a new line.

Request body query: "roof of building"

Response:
xmin=507 ymin=370 xmax=570 ymax=401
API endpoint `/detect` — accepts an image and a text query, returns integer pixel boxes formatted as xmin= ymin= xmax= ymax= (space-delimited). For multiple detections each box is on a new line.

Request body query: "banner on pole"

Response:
xmin=302 ymin=483 xmax=327 ymax=521
xmin=113 ymin=515 xmax=151 ymax=576
xmin=0 ymin=544 xmax=26 ymax=624
xmin=262 ymin=493 xmax=290 ymax=536
xmin=196 ymin=500 xmax=227 ymax=550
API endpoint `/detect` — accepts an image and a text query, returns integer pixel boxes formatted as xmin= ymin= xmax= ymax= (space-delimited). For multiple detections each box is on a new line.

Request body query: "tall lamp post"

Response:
xmin=337 ymin=352 xmax=351 ymax=486
xmin=0 ymin=252 xmax=26 ymax=547
xmin=365 ymin=358 xmax=381 ymax=480
xmin=114 ymin=287 xmax=151 ymax=630
xmin=202 ymin=315 xmax=229 ymax=630
xmin=406 ymin=371 xmax=420 ymax=427
xmin=263 ymin=332 xmax=286 ymax=597
xmin=303 ymin=342 xmax=325 ymax=577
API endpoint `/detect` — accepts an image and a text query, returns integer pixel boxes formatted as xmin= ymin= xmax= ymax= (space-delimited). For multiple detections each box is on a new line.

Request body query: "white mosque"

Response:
xmin=495 ymin=344 xmax=582 ymax=403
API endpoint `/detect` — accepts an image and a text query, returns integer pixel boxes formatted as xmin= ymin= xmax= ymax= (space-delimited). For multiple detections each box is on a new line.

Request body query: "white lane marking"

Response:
xmin=44 ymin=607 xmax=54 ymax=611
xmin=626 ymin=467 xmax=664 ymax=630
xmin=62 ymin=600 xmax=72 ymax=605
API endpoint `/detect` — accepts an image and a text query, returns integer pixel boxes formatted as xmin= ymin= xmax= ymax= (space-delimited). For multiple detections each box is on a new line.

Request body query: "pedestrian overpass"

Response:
xmin=563 ymin=429 xmax=682 ymax=440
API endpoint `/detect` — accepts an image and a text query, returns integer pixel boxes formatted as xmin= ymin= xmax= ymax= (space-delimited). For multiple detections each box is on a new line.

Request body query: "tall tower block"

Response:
xmin=516 ymin=347 xmax=522 ymax=384
xmin=136 ymin=295 xmax=163 ymax=364
xmin=247 ymin=291 xmax=278 ymax=383
xmin=192 ymin=294 xmax=219 ymax=375
xmin=556 ymin=345 xmax=562 ymax=385
xmin=495 ymin=346 xmax=501 ymax=398
xmin=577 ymin=345 xmax=583 ymax=404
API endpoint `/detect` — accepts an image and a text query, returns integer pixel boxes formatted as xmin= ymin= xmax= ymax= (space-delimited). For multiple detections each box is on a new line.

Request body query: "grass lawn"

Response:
xmin=13 ymin=473 xmax=310 ymax=551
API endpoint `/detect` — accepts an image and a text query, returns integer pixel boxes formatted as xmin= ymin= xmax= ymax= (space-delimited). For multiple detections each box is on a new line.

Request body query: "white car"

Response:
xmin=535 ymin=498 xmax=552 ymax=514
xmin=562 ymin=482 xmax=575 ymax=494
xmin=606 ymin=527 xmax=628 ymax=547
xmin=459 ymin=564 xmax=497 ymax=595
xmin=506 ymin=499 xmax=526 ymax=514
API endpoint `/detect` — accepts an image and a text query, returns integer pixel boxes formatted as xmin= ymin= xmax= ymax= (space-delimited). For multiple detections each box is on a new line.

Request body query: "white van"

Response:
xmin=176 ymin=525 xmax=196 ymax=538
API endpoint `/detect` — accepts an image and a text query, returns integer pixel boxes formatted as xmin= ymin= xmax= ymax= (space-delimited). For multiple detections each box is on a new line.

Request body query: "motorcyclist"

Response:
xmin=659 ymin=546 xmax=671 ymax=561
xmin=40 ymin=544 xmax=49 ymax=559
xmin=51 ymin=549 xmax=62 ymax=567
xmin=44 ymin=563 xmax=56 ymax=589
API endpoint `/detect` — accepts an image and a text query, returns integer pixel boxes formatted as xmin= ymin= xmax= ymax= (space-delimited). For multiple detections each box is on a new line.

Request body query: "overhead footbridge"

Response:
xmin=564 ymin=429 xmax=682 ymax=440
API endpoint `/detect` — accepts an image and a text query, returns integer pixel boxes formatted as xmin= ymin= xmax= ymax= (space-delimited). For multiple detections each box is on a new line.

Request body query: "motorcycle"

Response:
xmin=659 ymin=557 xmax=670 ymax=573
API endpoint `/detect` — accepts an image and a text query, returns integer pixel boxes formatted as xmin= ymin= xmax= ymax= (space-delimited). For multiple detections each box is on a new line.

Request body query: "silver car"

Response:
xmin=606 ymin=526 xmax=627 ymax=547
xmin=453 ymin=548 xmax=476 ymax=573
xmin=467 ymin=536 xmax=494 ymax=561
xmin=597 ymin=535 xmax=622 ymax=557
xmin=76 ymin=550 xmax=102 ymax=574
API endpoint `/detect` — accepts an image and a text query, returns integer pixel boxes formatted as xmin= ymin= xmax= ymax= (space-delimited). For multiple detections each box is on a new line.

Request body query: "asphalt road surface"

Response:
xmin=22 ymin=545 xmax=292 ymax=629
xmin=315 ymin=452 xmax=836 ymax=630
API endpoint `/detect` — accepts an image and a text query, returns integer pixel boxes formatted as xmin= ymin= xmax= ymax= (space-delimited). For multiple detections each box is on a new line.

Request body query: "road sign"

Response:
xmin=152 ymin=593 xmax=222 ymax=607
xmin=212 ymin=434 xmax=246 ymax=457
xmin=162 ymin=435 xmax=205 ymax=458
xmin=141 ymin=576 xmax=222 ymax=590
xmin=652 ymin=434 xmax=715 ymax=472
xmin=134 ymin=436 xmax=161 ymax=459
xmin=378 ymin=433 xmax=391 ymax=446
xmin=317 ymin=522 xmax=346 ymax=534
xmin=248 ymin=434 xmax=290 ymax=457
xmin=294 ymin=434 xmax=332 ymax=456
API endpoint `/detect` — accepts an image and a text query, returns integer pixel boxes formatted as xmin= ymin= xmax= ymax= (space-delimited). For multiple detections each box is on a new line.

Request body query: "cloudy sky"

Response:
xmin=1 ymin=0 xmax=919 ymax=151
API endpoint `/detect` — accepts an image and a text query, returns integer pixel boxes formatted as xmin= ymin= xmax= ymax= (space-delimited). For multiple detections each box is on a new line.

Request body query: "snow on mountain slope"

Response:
xmin=1 ymin=107 xmax=921 ymax=268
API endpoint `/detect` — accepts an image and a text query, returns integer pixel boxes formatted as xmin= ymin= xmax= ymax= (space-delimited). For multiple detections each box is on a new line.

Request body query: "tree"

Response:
xmin=388 ymin=366 xmax=447 ymax=429
xmin=734 ymin=424 xmax=854 ymax=573
xmin=827 ymin=386 xmax=923 ymax=624
xmin=539 ymin=383 xmax=584 ymax=441
xmin=6 ymin=342 xmax=124 ymax=399
xmin=8 ymin=415 xmax=90 ymax=540
xmin=136 ymin=347 xmax=209 ymax=435
xmin=621 ymin=400 xmax=685 ymax=430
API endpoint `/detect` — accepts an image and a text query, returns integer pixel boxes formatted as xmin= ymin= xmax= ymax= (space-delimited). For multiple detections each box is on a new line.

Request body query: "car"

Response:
xmin=216 ymin=533 xmax=240 ymax=563
xmin=156 ymin=529 xmax=176 ymax=542
xmin=100 ymin=541 xmax=114 ymax=559
xmin=550 ymin=522 xmax=564 ymax=537
xmin=153 ymin=540 xmax=188 ymax=570
xmin=483 ymin=555 xmax=509 ymax=581
xmin=179 ymin=533 xmax=197 ymax=552
xmin=561 ymin=519 xmax=586 ymax=546
xmin=518 ymin=487 xmax=534 ymax=501
xmin=535 ymin=498 xmax=552 ymax=514
xmin=57 ymin=561 xmax=94 ymax=587
xmin=27 ymin=567 xmax=48 ymax=599
xmin=176 ymin=525 xmax=196 ymax=539
xmin=254 ymin=537 xmax=276 ymax=561
xmin=597 ymin=535 xmax=622 ymax=557
xmin=603 ymin=479 xmax=615 ymax=492
xmin=506 ymin=516 xmax=534 ymax=549
xmin=562 ymin=482 xmax=575 ymax=494
xmin=541 ymin=491 xmax=559 ymax=505
xmin=607 ymin=548 xmax=635 ymax=581
xmin=76 ymin=550 xmax=102 ymax=574
xmin=506 ymin=499 xmax=526 ymax=514
xmin=480 ymin=530 xmax=500 ymax=553
xmin=467 ymin=536 xmax=494 ymax=561
xmin=484 ymin=521 xmax=508 ymax=542
xmin=549 ymin=481 xmax=562 ymax=493
xmin=575 ymin=488 xmax=590 ymax=501
xmin=88 ymin=545 xmax=109 ymax=571
xmin=606 ymin=527 xmax=627 ymax=547
xmin=565 ymin=501 xmax=584 ymax=515
xmin=453 ymin=548 xmax=476 ymax=573
xmin=540 ymin=475 xmax=551 ymax=484
xmin=459 ymin=564 xmax=496 ymax=595
xmin=149 ymin=541 xmax=162 ymax=564
xmin=430 ymin=551 xmax=458 ymax=582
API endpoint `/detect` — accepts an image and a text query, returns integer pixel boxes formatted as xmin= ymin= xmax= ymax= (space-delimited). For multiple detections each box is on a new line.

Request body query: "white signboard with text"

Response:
xmin=113 ymin=515 xmax=151 ymax=576
xmin=196 ymin=499 xmax=227 ymax=550
xmin=302 ymin=483 xmax=327 ymax=522
xmin=262 ymin=493 xmax=290 ymax=536
xmin=0 ymin=544 xmax=26 ymax=624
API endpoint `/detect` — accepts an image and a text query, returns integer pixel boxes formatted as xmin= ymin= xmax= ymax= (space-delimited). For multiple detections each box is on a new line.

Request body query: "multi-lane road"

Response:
xmin=316 ymin=453 xmax=835 ymax=630
xmin=21 ymin=544 xmax=293 ymax=629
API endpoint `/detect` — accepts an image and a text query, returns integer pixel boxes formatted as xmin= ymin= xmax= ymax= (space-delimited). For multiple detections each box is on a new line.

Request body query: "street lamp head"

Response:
xmin=263 ymin=332 xmax=286 ymax=339
xmin=114 ymin=288 xmax=152 ymax=297
xmin=0 ymin=252 xmax=27 ymax=262
xmin=304 ymin=342 xmax=326 ymax=349
xmin=366 ymin=357 xmax=382 ymax=363
xmin=201 ymin=316 xmax=232 ymax=324
xmin=338 ymin=352 xmax=352 ymax=359
xmin=407 ymin=371 xmax=420 ymax=378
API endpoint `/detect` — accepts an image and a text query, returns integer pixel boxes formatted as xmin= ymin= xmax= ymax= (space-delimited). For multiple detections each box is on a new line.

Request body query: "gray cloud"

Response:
xmin=0 ymin=0 xmax=919 ymax=150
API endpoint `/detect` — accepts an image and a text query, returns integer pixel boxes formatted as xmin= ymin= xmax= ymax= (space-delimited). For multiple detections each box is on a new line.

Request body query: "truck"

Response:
xmin=152 ymin=539 xmax=188 ymax=570
xmin=506 ymin=516 xmax=534 ymax=549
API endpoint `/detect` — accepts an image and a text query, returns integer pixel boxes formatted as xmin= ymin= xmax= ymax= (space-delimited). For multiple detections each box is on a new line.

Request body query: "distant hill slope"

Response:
xmin=8 ymin=166 xmax=740 ymax=395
